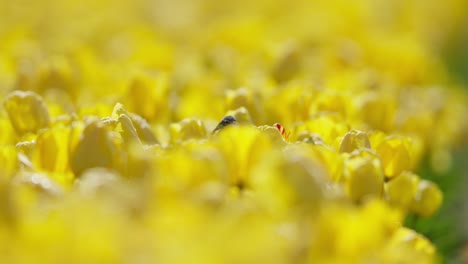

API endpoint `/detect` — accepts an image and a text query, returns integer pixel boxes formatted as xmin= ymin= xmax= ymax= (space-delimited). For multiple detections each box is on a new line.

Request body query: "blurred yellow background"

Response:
xmin=0 ymin=0 xmax=467 ymax=263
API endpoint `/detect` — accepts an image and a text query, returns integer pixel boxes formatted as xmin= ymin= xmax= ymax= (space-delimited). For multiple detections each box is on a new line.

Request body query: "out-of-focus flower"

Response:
xmin=309 ymin=200 xmax=402 ymax=263
xmin=355 ymin=91 xmax=396 ymax=132
xmin=376 ymin=135 xmax=413 ymax=179
xmin=111 ymin=102 xmax=158 ymax=145
xmin=213 ymin=126 xmax=280 ymax=188
xmin=344 ymin=150 xmax=384 ymax=202
xmin=339 ymin=129 xmax=371 ymax=153
xmin=32 ymin=124 xmax=73 ymax=185
xmin=226 ymin=107 xmax=253 ymax=125
xmin=70 ymin=121 xmax=124 ymax=177
xmin=385 ymin=171 xmax=420 ymax=210
xmin=265 ymin=83 xmax=313 ymax=124
xmin=252 ymin=144 xmax=327 ymax=214
xmin=225 ymin=88 xmax=263 ymax=123
xmin=170 ymin=118 xmax=207 ymax=144
xmin=257 ymin=125 xmax=287 ymax=146
xmin=116 ymin=114 xmax=141 ymax=144
xmin=410 ymin=179 xmax=443 ymax=217
xmin=310 ymin=90 xmax=353 ymax=119
xmin=127 ymin=113 xmax=159 ymax=145
xmin=3 ymin=91 xmax=50 ymax=136
xmin=36 ymin=56 xmax=78 ymax=100
xmin=123 ymin=72 xmax=170 ymax=122
xmin=383 ymin=227 xmax=436 ymax=264
xmin=296 ymin=115 xmax=350 ymax=147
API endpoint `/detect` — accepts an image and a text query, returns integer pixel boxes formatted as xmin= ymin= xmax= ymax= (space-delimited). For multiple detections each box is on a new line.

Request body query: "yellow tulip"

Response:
xmin=127 ymin=113 xmax=158 ymax=145
xmin=383 ymin=227 xmax=436 ymax=264
xmin=410 ymin=180 xmax=443 ymax=217
xmin=344 ymin=150 xmax=384 ymax=202
xmin=4 ymin=91 xmax=50 ymax=135
xmin=36 ymin=56 xmax=77 ymax=100
xmin=214 ymin=126 xmax=275 ymax=188
xmin=70 ymin=121 xmax=124 ymax=177
xmin=355 ymin=91 xmax=396 ymax=131
xmin=251 ymin=145 xmax=326 ymax=214
xmin=376 ymin=136 xmax=413 ymax=178
xmin=170 ymin=118 xmax=207 ymax=144
xmin=32 ymin=125 xmax=72 ymax=182
xmin=124 ymin=72 xmax=170 ymax=121
xmin=339 ymin=129 xmax=371 ymax=153
xmin=225 ymin=88 xmax=263 ymax=123
xmin=384 ymin=171 xmax=420 ymax=210
xmin=299 ymin=115 xmax=350 ymax=146
xmin=226 ymin=107 xmax=253 ymax=125
xmin=116 ymin=114 xmax=141 ymax=144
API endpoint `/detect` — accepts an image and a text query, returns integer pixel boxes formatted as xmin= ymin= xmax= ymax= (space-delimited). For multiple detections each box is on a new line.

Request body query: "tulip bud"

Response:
xmin=296 ymin=131 xmax=326 ymax=146
xmin=124 ymin=73 xmax=169 ymax=121
xmin=128 ymin=113 xmax=158 ymax=145
xmin=36 ymin=57 xmax=76 ymax=99
xmin=376 ymin=136 xmax=412 ymax=178
xmin=32 ymin=125 xmax=71 ymax=175
xmin=226 ymin=107 xmax=253 ymax=125
xmin=344 ymin=150 xmax=384 ymax=202
xmin=339 ymin=130 xmax=371 ymax=153
xmin=70 ymin=121 xmax=123 ymax=177
xmin=252 ymin=147 xmax=326 ymax=214
xmin=385 ymin=227 xmax=435 ymax=263
xmin=4 ymin=91 xmax=50 ymax=135
xmin=117 ymin=114 xmax=141 ymax=144
xmin=257 ymin=125 xmax=287 ymax=146
xmin=111 ymin=102 xmax=158 ymax=145
xmin=170 ymin=118 xmax=206 ymax=144
xmin=410 ymin=180 xmax=443 ymax=217
xmin=384 ymin=171 xmax=419 ymax=209
xmin=225 ymin=88 xmax=261 ymax=123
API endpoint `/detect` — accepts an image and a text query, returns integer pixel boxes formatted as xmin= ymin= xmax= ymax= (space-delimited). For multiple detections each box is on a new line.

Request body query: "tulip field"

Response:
xmin=0 ymin=0 xmax=467 ymax=263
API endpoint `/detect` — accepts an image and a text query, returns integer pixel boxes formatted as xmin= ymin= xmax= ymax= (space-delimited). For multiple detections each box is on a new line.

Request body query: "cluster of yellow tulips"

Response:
xmin=0 ymin=0 xmax=467 ymax=263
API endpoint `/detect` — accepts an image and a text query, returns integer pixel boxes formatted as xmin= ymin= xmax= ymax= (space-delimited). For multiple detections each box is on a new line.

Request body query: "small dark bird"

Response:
xmin=212 ymin=115 xmax=237 ymax=135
